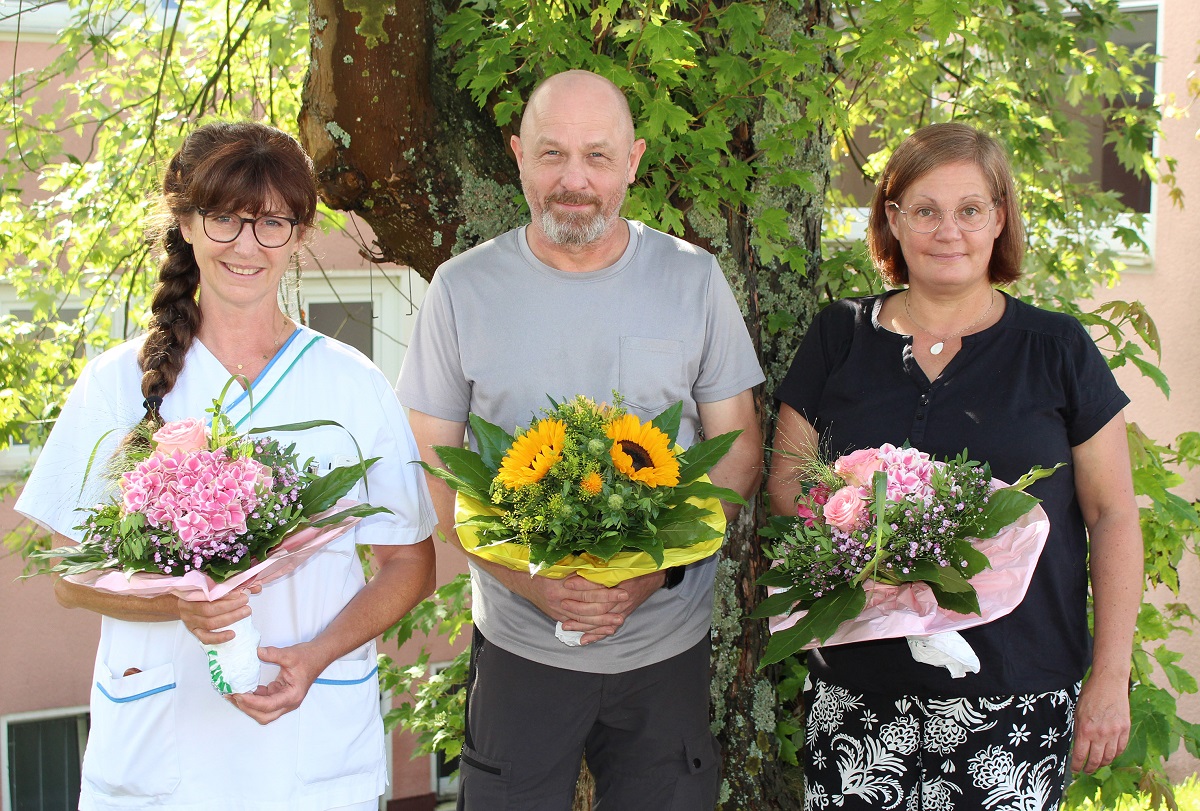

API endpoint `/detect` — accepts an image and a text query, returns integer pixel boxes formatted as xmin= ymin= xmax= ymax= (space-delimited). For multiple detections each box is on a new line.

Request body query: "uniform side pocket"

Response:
xmin=295 ymin=650 xmax=384 ymax=785
xmin=84 ymin=662 xmax=181 ymax=798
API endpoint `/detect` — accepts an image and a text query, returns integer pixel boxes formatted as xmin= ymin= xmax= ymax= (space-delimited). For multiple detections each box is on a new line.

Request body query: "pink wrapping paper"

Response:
xmin=63 ymin=500 xmax=363 ymax=602
xmin=767 ymin=501 xmax=1050 ymax=649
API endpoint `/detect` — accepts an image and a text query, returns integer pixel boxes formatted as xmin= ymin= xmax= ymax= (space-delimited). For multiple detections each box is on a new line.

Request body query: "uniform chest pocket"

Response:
xmin=619 ymin=337 xmax=686 ymax=417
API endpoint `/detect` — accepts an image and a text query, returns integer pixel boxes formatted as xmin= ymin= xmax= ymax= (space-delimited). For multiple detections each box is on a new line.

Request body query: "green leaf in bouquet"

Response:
xmin=300 ymin=457 xmax=381 ymax=516
xmin=880 ymin=559 xmax=942 ymax=584
xmin=749 ymin=586 xmax=808 ymax=619
xmin=929 ymin=564 xmax=975 ymax=594
xmin=668 ymin=479 xmax=747 ymax=507
xmin=955 ymin=543 xmax=992 ymax=580
xmin=27 ymin=540 xmax=113 ymax=577
xmin=529 ymin=539 xmax=566 ymax=569
xmin=971 ymin=487 xmax=1041 ymax=538
xmin=651 ymin=401 xmax=683 ymax=446
xmin=928 ymin=575 xmax=982 ymax=616
xmin=78 ymin=427 xmax=119 ymax=497
xmin=756 ymin=565 xmax=797 ymax=589
xmin=468 ymin=414 xmax=513 ymax=473
xmin=417 ymin=462 xmax=491 ymax=504
xmin=430 ymin=445 xmax=494 ymax=495
xmin=1005 ymin=462 xmax=1065 ymax=492
xmin=758 ymin=584 xmax=868 ymax=668
xmin=604 ymin=532 xmax=662 ymax=563
xmin=657 ymin=518 xmax=724 ymax=549
xmin=675 ymin=430 xmax=743 ymax=484
xmin=309 ymin=504 xmax=394 ymax=528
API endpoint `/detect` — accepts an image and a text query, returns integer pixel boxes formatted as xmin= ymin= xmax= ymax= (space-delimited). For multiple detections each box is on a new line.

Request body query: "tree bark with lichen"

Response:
xmin=299 ymin=0 xmax=523 ymax=280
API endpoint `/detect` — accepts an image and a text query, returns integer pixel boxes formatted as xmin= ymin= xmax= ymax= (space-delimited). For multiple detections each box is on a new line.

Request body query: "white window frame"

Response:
xmin=1 ymin=705 xmax=90 ymax=811
xmin=296 ymin=267 xmax=427 ymax=385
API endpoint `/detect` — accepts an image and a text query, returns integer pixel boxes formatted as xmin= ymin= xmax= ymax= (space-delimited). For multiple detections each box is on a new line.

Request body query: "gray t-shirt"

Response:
xmin=397 ymin=220 xmax=765 ymax=673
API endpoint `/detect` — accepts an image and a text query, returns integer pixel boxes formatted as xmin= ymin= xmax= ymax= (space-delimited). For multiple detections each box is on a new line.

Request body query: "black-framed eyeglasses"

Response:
xmin=198 ymin=209 xmax=299 ymax=248
xmin=887 ymin=201 xmax=998 ymax=234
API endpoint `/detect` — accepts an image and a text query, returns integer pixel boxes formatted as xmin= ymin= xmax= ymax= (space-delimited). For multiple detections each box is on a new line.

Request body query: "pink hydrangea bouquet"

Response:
xmin=754 ymin=443 xmax=1059 ymax=667
xmin=35 ymin=406 xmax=389 ymax=693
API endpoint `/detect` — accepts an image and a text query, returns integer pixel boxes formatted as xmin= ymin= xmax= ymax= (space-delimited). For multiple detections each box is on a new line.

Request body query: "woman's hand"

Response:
xmin=229 ymin=642 xmax=322 ymax=725
xmin=176 ymin=585 xmax=261 ymax=645
xmin=1072 ymin=669 xmax=1131 ymax=772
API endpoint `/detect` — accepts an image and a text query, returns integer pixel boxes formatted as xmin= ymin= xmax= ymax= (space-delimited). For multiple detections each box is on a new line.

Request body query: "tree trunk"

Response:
xmin=707 ymin=2 xmax=834 ymax=808
xmin=299 ymin=0 xmax=522 ymax=280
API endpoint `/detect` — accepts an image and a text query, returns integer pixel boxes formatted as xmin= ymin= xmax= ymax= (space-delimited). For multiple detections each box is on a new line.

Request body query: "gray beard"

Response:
xmin=539 ymin=208 xmax=613 ymax=246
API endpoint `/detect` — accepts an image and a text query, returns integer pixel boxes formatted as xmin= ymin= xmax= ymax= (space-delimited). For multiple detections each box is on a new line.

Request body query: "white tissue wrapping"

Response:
xmin=201 ymin=615 xmax=261 ymax=694
xmin=906 ymin=631 xmax=980 ymax=678
xmin=555 ymin=622 xmax=585 ymax=647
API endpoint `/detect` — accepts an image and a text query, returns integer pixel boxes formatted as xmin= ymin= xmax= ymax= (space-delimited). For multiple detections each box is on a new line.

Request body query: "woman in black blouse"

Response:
xmin=768 ymin=123 xmax=1141 ymax=810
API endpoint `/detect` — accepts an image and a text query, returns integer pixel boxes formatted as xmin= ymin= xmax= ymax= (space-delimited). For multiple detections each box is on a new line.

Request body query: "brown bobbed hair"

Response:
xmin=866 ymin=123 xmax=1025 ymax=287
xmin=135 ymin=122 xmax=317 ymax=435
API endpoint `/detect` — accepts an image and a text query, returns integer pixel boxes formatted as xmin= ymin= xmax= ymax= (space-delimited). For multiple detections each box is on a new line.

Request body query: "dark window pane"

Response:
xmin=308 ymin=301 xmax=374 ymax=360
xmin=7 ymin=714 xmax=87 ymax=811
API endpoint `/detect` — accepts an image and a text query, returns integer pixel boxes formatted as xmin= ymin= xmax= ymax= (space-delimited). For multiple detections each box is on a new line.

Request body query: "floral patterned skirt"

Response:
xmin=802 ymin=675 xmax=1081 ymax=811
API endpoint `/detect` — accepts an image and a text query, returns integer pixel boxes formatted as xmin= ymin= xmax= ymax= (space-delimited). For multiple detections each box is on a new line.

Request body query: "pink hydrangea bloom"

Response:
xmin=877 ymin=443 xmax=935 ymax=502
xmin=119 ymin=447 xmax=266 ymax=548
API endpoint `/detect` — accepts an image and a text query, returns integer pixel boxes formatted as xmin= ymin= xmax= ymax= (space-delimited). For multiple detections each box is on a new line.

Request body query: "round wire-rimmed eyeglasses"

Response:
xmin=887 ymin=201 xmax=999 ymax=234
xmin=198 ymin=209 xmax=300 ymax=248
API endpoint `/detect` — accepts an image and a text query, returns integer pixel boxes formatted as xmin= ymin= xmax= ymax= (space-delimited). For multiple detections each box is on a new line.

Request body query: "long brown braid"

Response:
xmin=127 ymin=122 xmax=317 ymax=448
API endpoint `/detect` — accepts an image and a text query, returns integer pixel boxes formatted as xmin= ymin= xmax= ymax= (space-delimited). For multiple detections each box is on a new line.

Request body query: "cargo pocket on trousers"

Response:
xmin=672 ymin=731 xmax=721 ymax=810
xmin=460 ymin=744 xmax=511 ymax=807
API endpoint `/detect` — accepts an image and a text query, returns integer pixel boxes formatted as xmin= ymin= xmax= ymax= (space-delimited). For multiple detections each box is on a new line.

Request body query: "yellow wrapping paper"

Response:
xmin=454 ymin=489 xmax=728 ymax=587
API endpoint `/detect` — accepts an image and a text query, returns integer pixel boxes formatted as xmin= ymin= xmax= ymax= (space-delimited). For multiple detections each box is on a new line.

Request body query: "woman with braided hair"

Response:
xmin=16 ymin=121 xmax=437 ymax=811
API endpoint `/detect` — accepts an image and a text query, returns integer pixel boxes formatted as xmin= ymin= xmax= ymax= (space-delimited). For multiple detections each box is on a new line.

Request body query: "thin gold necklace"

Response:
xmin=903 ymin=290 xmax=996 ymax=356
xmin=232 ymin=316 xmax=292 ymax=371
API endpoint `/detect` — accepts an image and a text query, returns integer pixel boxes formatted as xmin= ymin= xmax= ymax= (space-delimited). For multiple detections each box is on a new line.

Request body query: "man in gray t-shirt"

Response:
xmin=398 ymin=69 xmax=764 ymax=811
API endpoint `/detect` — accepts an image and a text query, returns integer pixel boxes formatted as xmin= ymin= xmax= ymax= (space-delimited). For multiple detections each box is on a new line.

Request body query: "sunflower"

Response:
xmin=496 ymin=419 xmax=565 ymax=488
xmin=580 ymin=471 xmax=603 ymax=497
xmin=606 ymin=414 xmax=680 ymax=488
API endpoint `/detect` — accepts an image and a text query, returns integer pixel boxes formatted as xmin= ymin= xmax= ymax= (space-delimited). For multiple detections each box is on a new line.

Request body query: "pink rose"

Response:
xmin=152 ymin=418 xmax=209 ymax=456
xmin=834 ymin=448 xmax=884 ymax=488
xmin=823 ymin=485 xmax=868 ymax=532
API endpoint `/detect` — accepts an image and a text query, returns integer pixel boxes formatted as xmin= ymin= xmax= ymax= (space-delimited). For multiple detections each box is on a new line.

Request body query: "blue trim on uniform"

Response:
xmin=314 ymin=665 xmax=379 ymax=686
xmin=222 ymin=328 xmax=303 ymax=415
xmin=95 ymin=680 xmax=177 ymax=703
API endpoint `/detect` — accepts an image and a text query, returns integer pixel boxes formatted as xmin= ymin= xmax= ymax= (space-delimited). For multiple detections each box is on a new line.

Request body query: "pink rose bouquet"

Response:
xmin=34 ymin=405 xmax=390 ymax=693
xmin=754 ymin=444 xmax=1059 ymax=667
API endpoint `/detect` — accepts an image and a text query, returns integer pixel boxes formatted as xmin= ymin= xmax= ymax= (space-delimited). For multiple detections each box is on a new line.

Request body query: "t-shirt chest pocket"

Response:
xmin=619 ymin=336 xmax=687 ymax=417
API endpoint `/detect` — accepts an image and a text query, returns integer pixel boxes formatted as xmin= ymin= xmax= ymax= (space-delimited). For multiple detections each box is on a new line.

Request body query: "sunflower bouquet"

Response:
xmin=422 ymin=395 xmax=744 ymax=584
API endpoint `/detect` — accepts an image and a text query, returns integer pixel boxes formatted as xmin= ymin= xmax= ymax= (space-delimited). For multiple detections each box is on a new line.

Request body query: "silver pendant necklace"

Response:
xmin=904 ymin=290 xmax=996 ymax=356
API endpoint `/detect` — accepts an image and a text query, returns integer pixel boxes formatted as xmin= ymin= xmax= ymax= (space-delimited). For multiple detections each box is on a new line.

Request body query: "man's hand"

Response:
xmin=497 ymin=568 xmax=667 ymax=645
